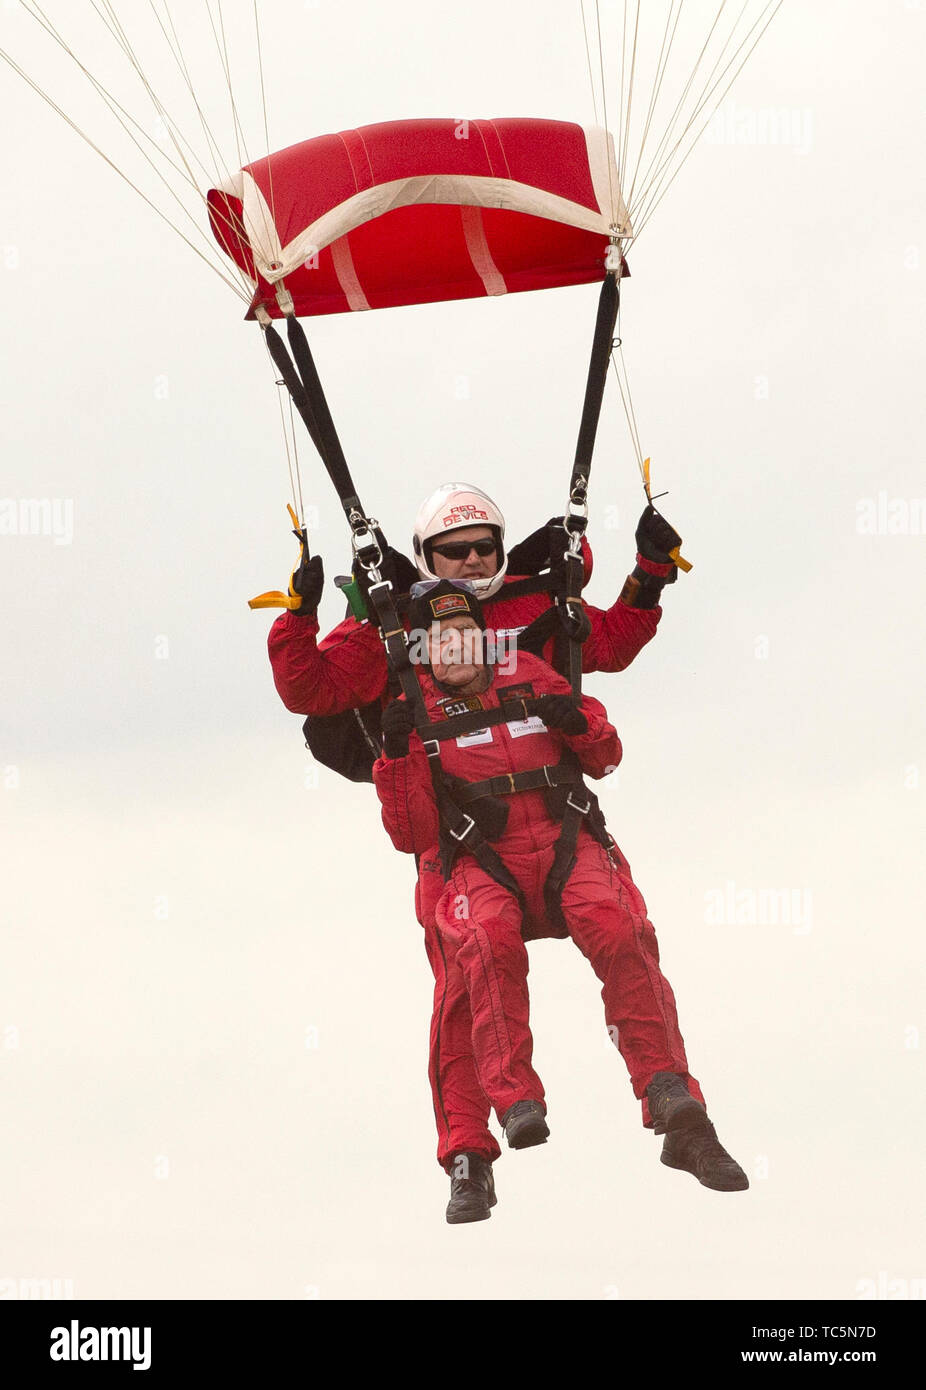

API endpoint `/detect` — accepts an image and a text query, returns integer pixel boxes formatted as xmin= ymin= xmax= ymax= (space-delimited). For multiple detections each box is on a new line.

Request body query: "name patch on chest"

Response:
xmin=435 ymin=694 xmax=488 ymax=719
xmin=433 ymin=693 xmax=493 ymax=747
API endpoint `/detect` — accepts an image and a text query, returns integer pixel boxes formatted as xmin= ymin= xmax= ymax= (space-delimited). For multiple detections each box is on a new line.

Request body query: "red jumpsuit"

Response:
xmin=269 ymin=551 xmax=671 ymax=1168
xmin=372 ymin=652 xmax=704 ymax=1150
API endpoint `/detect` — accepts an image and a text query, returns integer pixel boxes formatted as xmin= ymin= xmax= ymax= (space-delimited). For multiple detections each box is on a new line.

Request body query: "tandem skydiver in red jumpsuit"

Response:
xmin=372 ymin=579 xmax=748 ymax=1216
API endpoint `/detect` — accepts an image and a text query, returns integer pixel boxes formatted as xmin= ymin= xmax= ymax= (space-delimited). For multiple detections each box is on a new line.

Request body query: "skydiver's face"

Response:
xmin=430 ymin=525 xmax=498 ymax=582
xmin=429 ymin=615 xmax=489 ymax=692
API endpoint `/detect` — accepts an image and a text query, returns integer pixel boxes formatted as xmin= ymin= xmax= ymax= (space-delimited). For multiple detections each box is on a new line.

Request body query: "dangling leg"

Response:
xmin=422 ymin=912 xmax=500 ymax=1169
xmin=560 ymin=837 xmax=703 ymax=1111
xmin=417 ymin=854 xmax=500 ymax=1224
xmin=560 ymin=836 xmax=747 ymax=1190
xmin=438 ymin=858 xmax=547 ymax=1140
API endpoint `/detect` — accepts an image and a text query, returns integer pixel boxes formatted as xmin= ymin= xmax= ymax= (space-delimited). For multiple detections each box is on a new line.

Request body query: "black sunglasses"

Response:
xmin=430 ymin=538 xmax=497 ymax=560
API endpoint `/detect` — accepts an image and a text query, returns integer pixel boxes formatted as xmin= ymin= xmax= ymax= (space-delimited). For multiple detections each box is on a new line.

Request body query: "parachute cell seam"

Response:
xmin=335 ymin=132 xmax=363 ymax=196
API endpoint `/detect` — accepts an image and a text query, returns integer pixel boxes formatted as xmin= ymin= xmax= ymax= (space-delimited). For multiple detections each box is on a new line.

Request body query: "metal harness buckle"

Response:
xmin=423 ymin=739 xmax=441 ymax=759
xmin=565 ymin=791 xmax=591 ymax=816
xmin=449 ymin=814 xmax=476 ymax=842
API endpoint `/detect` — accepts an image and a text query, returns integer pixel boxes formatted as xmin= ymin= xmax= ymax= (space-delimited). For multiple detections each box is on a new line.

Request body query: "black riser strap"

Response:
xmin=263 ymin=323 xmax=328 ymax=464
xmin=285 ymin=316 xmax=361 ymax=514
xmin=571 ymin=273 xmax=620 ymax=491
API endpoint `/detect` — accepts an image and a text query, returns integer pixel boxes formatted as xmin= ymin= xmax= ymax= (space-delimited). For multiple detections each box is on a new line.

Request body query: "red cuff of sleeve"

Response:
xmin=635 ymin=552 xmax=674 ymax=578
xmin=579 ymin=534 xmax=594 ymax=586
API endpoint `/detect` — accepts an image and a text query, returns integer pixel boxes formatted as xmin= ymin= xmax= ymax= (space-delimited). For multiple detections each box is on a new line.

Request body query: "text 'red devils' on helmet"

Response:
xmin=412 ymin=483 xmax=507 ymax=599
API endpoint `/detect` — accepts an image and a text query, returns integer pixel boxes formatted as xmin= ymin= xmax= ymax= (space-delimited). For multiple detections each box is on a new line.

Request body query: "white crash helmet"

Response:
xmin=412 ymin=482 xmax=508 ymax=599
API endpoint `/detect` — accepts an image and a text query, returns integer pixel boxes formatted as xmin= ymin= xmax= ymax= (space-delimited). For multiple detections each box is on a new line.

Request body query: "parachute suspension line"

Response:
xmin=0 ymin=38 xmax=249 ymax=302
xmin=90 ymin=0 xmax=268 ymax=292
xmin=150 ymin=0 xmax=247 ymax=201
xmin=93 ymin=0 xmax=251 ymax=259
xmin=16 ymin=2 xmax=247 ymax=294
xmin=264 ymin=330 xmax=305 ymax=532
xmin=28 ymin=0 xmax=205 ymax=196
xmin=624 ymin=0 xmax=684 ymax=217
xmin=9 ymin=1 xmax=254 ymax=299
xmin=92 ymin=0 xmax=215 ymax=188
xmin=576 ymin=0 xmax=783 ymax=245
xmin=204 ymin=0 xmax=243 ymax=172
xmin=627 ymin=0 xmax=734 ymax=234
xmin=203 ymin=0 xmax=279 ymax=276
xmin=578 ymin=0 xmax=602 ymax=129
xmin=147 ymin=0 xmax=263 ymax=285
xmin=618 ymin=1 xmax=642 ymax=206
xmin=609 ymin=344 xmax=645 ymax=486
xmin=285 ymin=390 xmax=304 ymax=530
xmin=252 ymin=0 xmax=277 ymax=230
xmin=631 ymin=0 xmax=784 ymax=235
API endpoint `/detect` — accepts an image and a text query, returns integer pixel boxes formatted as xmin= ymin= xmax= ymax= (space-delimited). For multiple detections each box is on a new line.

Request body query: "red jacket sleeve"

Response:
xmin=566 ymin=690 xmax=622 ymax=778
xmin=526 ymin=657 xmax=622 ymax=778
xmin=372 ymin=740 xmax=441 ymax=855
xmin=267 ymin=611 xmax=389 ymax=715
xmin=581 ymin=595 xmax=661 ymax=674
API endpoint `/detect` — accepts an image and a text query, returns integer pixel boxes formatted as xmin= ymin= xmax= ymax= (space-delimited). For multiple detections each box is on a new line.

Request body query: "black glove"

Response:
xmin=289 ymin=552 xmax=324 ymax=617
xmin=635 ymin=505 xmax=681 ymax=565
xmin=381 ymin=699 xmax=417 ymax=759
xmin=506 ymin=517 xmax=563 ymax=575
xmin=535 ymin=694 xmax=588 ymax=736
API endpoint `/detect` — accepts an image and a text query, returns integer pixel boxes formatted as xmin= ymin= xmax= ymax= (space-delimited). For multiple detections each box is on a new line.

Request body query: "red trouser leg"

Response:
xmin=417 ymin=854 xmax=500 ymax=1172
xmin=559 ymin=835 xmax=706 ymax=1126
xmin=437 ymin=859 xmax=546 ymax=1124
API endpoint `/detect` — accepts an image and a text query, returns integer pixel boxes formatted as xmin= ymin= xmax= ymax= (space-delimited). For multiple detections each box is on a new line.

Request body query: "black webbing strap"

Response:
xmin=262 ymin=323 xmax=331 ymax=476
xmin=283 ymin=316 xmax=365 ymax=523
xmin=416 ymin=698 xmax=537 ymax=746
xmin=365 ymin=578 xmax=524 ymax=904
xmin=570 ymin=271 xmax=620 ymax=501
xmin=543 ymin=782 xmax=593 ymax=933
xmin=547 ymin=269 xmax=620 ymax=914
xmin=453 ymin=760 xmax=583 ymax=805
xmin=514 ymin=606 xmax=560 ymax=658
xmin=261 ymin=317 xmax=372 ymax=556
xmin=558 ymin=546 xmax=591 ymax=694
xmin=549 ymin=271 xmax=620 ymax=694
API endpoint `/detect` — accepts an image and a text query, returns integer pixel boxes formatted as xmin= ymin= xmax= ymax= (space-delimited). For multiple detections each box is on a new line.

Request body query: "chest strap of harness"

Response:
xmin=416 ymin=697 xmax=537 ymax=748
xmin=451 ymin=760 xmax=582 ymax=804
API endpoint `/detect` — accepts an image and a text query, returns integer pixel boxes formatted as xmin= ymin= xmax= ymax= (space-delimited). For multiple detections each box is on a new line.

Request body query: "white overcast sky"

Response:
xmin=0 ymin=1 xmax=924 ymax=1301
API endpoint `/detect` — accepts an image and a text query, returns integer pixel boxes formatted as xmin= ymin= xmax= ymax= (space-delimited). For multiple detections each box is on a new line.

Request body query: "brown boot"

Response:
xmin=661 ymin=1121 xmax=749 ymax=1192
xmin=445 ymin=1152 xmax=498 ymax=1224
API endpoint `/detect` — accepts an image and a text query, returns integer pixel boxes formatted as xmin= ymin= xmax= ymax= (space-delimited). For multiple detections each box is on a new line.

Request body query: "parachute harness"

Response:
xmin=249 ymin=251 xmax=626 ymax=917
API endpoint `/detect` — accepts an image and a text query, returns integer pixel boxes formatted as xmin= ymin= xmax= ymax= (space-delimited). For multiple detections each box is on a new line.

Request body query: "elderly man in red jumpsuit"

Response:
xmin=373 ymin=580 xmax=748 ymax=1210
xmin=269 ymin=483 xmax=723 ymax=1220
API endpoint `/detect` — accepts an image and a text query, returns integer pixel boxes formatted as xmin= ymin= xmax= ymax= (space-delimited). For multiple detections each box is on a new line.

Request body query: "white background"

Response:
xmin=0 ymin=0 xmax=923 ymax=1300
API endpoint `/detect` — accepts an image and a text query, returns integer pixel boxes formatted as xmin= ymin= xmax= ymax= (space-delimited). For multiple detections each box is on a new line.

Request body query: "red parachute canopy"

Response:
xmin=207 ymin=117 xmax=629 ymax=319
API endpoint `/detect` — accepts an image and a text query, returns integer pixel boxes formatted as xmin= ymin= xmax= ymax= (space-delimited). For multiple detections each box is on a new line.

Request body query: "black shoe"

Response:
xmin=661 ymin=1121 xmax=750 ymax=1192
xmin=445 ymin=1152 xmax=498 ymax=1225
xmin=500 ymin=1100 xmax=550 ymax=1150
xmin=645 ymin=1071 xmax=709 ymax=1136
